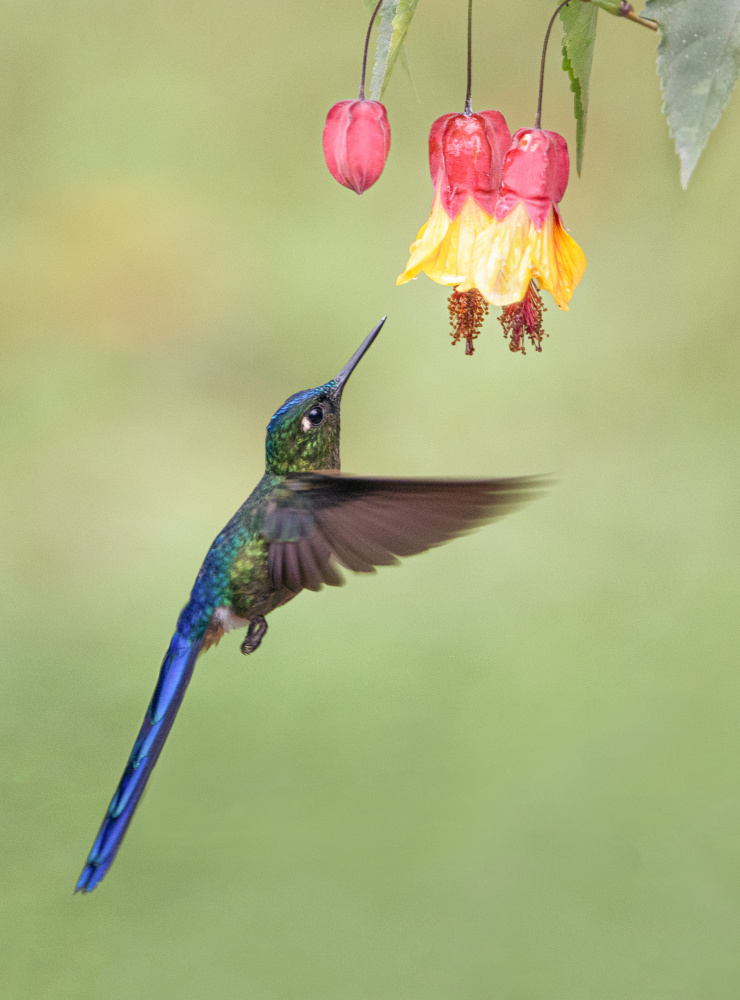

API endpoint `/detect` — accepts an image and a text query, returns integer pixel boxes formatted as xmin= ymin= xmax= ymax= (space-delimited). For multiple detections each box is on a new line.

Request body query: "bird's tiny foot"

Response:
xmin=240 ymin=616 xmax=267 ymax=655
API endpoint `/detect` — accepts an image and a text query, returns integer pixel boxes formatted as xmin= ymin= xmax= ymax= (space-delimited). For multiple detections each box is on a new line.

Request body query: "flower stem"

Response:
xmin=534 ymin=0 xmax=573 ymax=129
xmin=464 ymin=0 xmax=473 ymax=114
xmin=619 ymin=3 xmax=658 ymax=30
xmin=359 ymin=0 xmax=385 ymax=100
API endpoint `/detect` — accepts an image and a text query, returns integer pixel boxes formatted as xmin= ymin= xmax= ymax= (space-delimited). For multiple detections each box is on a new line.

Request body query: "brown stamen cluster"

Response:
xmin=448 ymin=288 xmax=489 ymax=355
xmin=498 ymin=281 xmax=546 ymax=354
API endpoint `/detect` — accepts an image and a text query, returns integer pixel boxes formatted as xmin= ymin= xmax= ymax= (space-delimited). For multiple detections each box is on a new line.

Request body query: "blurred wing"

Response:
xmin=263 ymin=473 xmax=546 ymax=593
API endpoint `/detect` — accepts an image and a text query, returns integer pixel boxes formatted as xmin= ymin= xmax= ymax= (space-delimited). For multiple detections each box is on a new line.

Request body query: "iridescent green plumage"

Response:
xmin=76 ymin=319 xmax=543 ymax=893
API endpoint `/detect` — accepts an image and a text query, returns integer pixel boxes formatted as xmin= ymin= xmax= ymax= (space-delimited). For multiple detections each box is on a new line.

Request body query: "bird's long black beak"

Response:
xmin=331 ymin=317 xmax=386 ymax=399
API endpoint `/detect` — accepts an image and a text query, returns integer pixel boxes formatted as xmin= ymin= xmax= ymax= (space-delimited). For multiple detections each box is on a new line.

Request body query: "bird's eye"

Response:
xmin=306 ymin=405 xmax=324 ymax=426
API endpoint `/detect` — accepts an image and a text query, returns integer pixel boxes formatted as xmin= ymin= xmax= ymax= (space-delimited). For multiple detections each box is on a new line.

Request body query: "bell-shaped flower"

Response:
xmin=396 ymin=111 xmax=511 ymax=289
xmin=322 ymin=99 xmax=391 ymax=195
xmin=470 ymin=128 xmax=586 ymax=352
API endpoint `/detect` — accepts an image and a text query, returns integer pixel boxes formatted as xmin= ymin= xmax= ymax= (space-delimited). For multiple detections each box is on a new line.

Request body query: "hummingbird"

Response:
xmin=75 ymin=318 xmax=541 ymax=893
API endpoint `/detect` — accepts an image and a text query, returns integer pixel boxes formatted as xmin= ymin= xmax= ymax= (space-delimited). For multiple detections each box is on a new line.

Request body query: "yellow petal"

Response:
xmin=470 ymin=203 xmax=537 ymax=306
xmin=396 ymin=193 xmax=492 ymax=287
xmin=534 ymin=212 xmax=587 ymax=309
xmin=472 ymin=202 xmax=586 ymax=309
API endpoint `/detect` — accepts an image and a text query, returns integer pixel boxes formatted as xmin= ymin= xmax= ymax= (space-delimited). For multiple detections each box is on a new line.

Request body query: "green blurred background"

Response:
xmin=2 ymin=1 xmax=740 ymax=997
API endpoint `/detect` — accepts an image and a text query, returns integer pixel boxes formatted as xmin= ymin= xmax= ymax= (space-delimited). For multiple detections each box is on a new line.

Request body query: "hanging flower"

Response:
xmin=322 ymin=99 xmax=391 ymax=195
xmin=471 ymin=128 xmax=586 ymax=353
xmin=396 ymin=111 xmax=511 ymax=353
xmin=321 ymin=2 xmax=391 ymax=196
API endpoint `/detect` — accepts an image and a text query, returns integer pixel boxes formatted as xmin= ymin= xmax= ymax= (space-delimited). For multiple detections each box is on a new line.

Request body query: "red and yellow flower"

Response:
xmin=396 ymin=111 xmax=511 ymax=353
xmin=397 ymin=111 xmax=510 ymax=287
xmin=471 ymin=128 xmax=587 ymax=352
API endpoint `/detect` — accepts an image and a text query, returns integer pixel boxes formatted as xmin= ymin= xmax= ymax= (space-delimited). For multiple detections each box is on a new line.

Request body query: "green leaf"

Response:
xmin=381 ymin=1 xmax=419 ymax=98
xmin=398 ymin=43 xmax=419 ymax=100
xmin=560 ymin=1 xmax=599 ymax=176
xmin=643 ymin=0 xmax=740 ymax=187
xmin=363 ymin=0 xmax=419 ymax=100
xmin=366 ymin=1 xmax=396 ymax=100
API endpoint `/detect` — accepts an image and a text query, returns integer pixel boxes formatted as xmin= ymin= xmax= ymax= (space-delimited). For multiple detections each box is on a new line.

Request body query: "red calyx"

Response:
xmin=428 ymin=111 xmax=511 ymax=219
xmin=496 ymin=128 xmax=570 ymax=230
xmin=322 ymin=99 xmax=391 ymax=195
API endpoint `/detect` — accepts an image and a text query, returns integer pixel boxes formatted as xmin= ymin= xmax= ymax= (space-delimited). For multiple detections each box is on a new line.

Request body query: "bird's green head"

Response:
xmin=265 ymin=318 xmax=385 ymax=476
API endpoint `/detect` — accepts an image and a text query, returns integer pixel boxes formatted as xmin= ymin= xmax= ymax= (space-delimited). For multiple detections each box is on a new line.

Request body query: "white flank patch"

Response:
xmin=212 ymin=607 xmax=250 ymax=632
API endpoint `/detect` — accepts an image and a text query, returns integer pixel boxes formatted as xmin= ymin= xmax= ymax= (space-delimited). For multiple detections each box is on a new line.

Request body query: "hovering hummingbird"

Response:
xmin=76 ymin=318 xmax=541 ymax=893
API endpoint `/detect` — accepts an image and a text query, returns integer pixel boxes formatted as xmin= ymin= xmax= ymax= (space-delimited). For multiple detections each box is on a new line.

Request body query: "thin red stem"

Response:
xmin=534 ymin=0 xmax=572 ymax=129
xmin=464 ymin=0 xmax=473 ymax=114
xmin=359 ymin=0 xmax=385 ymax=99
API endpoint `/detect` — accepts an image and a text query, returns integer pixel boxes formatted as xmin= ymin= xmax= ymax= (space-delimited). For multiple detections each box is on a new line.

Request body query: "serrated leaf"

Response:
xmin=362 ymin=0 xmax=419 ymax=100
xmin=380 ymin=1 xmax=419 ymax=98
xmin=560 ymin=1 xmax=598 ymax=176
xmin=364 ymin=1 xmax=395 ymax=100
xmin=398 ymin=43 xmax=419 ymax=100
xmin=643 ymin=0 xmax=740 ymax=187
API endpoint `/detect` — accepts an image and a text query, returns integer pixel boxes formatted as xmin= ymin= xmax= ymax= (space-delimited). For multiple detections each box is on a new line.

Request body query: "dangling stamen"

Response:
xmin=448 ymin=288 xmax=489 ymax=355
xmin=498 ymin=282 xmax=546 ymax=354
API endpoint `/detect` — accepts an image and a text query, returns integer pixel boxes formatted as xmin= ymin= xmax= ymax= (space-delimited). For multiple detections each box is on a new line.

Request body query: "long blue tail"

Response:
xmin=75 ymin=629 xmax=205 ymax=893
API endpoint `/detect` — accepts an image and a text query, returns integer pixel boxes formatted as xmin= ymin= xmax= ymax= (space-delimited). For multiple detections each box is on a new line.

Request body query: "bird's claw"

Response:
xmin=240 ymin=616 xmax=268 ymax=655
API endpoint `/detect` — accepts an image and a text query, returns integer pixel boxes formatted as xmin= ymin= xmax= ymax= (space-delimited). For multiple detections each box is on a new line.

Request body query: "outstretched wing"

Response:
xmin=263 ymin=473 xmax=545 ymax=593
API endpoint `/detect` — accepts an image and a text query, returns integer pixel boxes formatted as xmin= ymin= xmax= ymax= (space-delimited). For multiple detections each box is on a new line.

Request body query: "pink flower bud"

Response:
xmin=428 ymin=111 xmax=511 ymax=218
xmin=322 ymin=99 xmax=391 ymax=195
